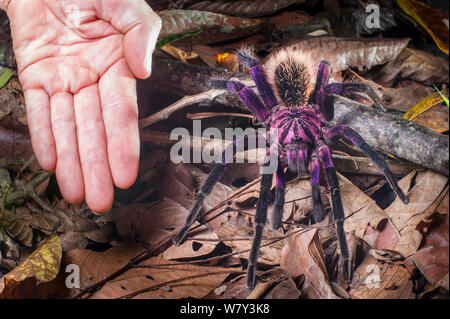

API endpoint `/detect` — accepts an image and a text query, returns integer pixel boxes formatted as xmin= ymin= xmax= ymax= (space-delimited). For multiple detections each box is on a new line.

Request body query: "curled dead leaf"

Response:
xmin=0 ymin=233 xmax=62 ymax=298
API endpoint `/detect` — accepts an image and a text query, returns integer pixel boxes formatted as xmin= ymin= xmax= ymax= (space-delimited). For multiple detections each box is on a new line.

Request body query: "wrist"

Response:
xmin=0 ymin=0 xmax=11 ymax=11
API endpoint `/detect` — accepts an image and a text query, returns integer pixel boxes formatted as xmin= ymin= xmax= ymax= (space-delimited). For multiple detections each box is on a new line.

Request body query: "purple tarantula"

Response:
xmin=173 ymin=47 xmax=409 ymax=289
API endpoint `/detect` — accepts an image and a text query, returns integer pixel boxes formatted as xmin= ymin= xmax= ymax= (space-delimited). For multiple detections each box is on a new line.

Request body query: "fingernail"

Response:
xmin=146 ymin=49 xmax=154 ymax=76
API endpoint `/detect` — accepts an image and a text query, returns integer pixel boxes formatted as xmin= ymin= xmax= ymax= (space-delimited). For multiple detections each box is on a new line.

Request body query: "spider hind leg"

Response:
xmin=270 ymin=164 xmax=286 ymax=230
xmin=310 ymin=153 xmax=326 ymax=223
xmin=247 ymin=170 xmax=274 ymax=288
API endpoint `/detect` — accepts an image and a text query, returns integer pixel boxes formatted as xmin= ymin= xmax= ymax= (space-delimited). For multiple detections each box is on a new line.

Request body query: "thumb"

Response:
xmin=99 ymin=0 xmax=162 ymax=79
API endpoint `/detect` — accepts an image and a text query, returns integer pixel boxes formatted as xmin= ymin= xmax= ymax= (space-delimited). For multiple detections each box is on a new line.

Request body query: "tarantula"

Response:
xmin=172 ymin=47 xmax=409 ymax=289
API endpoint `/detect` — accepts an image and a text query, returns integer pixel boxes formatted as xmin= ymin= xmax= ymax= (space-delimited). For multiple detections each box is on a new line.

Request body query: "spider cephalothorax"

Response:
xmin=173 ymin=47 xmax=409 ymax=290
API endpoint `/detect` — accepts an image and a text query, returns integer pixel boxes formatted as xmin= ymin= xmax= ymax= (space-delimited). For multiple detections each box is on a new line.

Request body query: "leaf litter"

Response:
xmin=1 ymin=0 xmax=449 ymax=299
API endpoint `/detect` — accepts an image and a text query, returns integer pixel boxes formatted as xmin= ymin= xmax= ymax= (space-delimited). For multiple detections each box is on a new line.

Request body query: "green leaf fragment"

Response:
xmin=0 ymin=68 xmax=14 ymax=89
xmin=433 ymin=84 xmax=449 ymax=107
xmin=156 ymin=29 xmax=203 ymax=50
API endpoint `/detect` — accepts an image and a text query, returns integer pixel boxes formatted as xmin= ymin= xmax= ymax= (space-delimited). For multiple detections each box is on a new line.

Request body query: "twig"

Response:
xmin=119 ymin=270 xmax=244 ymax=299
xmin=186 ymin=111 xmax=256 ymax=121
xmin=0 ymin=158 xmax=24 ymax=168
xmin=5 ymin=171 xmax=53 ymax=204
xmin=332 ymin=150 xmax=359 ymax=171
xmin=139 ymin=89 xmax=225 ymax=128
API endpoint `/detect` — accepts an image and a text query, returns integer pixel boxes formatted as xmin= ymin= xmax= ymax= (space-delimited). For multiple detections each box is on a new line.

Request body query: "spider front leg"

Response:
xmin=237 ymin=49 xmax=279 ymax=109
xmin=173 ymin=136 xmax=259 ymax=246
xmin=324 ymin=125 xmax=408 ymax=205
xmin=324 ymin=82 xmax=387 ymax=112
xmin=316 ymin=140 xmax=352 ymax=282
xmin=247 ymin=159 xmax=274 ymax=288
xmin=210 ymin=79 xmax=270 ymax=121
xmin=312 ymin=60 xmax=332 ymax=104
xmin=311 ymin=61 xmax=335 ymax=121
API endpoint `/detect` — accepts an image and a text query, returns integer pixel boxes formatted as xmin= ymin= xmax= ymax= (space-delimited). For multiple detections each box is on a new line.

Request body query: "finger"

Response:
xmin=98 ymin=0 xmax=162 ymax=78
xmin=50 ymin=92 xmax=84 ymax=204
xmin=74 ymin=85 xmax=114 ymax=213
xmin=23 ymin=89 xmax=56 ymax=171
xmin=99 ymin=59 xmax=139 ymax=189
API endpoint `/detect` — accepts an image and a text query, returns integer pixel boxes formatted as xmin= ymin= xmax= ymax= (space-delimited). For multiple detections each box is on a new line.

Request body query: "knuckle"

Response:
xmin=76 ymin=117 xmax=104 ymax=134
xmin=102 ymin=95 xmax=137 ymax=112
xmin=81 ymin=152 xmax=108 ymax=166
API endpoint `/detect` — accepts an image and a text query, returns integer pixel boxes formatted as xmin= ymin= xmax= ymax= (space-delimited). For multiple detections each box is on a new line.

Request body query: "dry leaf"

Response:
xmin=264 ymin=278 xmax=301 ymax=299
xmin=403 ymin=91 xmax=447 ymax=121
xmin=412 ymin=220 xmax=449 ymax=286
xmin=336 ymin=173 xmax=392 ymax=246
xmin=381 ymin=170 xmax=448 ymax=257
xmin=0 ymin=234 xmax=62 ymax=298
xmin=412 ymin=107 xmax=449 ymax=133
xmin=187 ymin=0 xmax=306 ymax=18
xmin=215 ymin=211 xmax=284 ymax=265
xmin=107 ymin=199 xmax=191 ymax=246
xmin=159 ymin=10 xmax=267 ymax=45
xmin=397 ymin=0 xmax=449 ymax=54
xmin=281 ymin=228 xmax=339 ymax=299
xmin=371 ymin=48 xmax=449 ymax=85
xmin=349 ymin=255 xmax=414 ymax=299
xmin=63 ymin=245 xmax=235 ymax=299
xmin=275 ymin=37 xmax=410 ymax=75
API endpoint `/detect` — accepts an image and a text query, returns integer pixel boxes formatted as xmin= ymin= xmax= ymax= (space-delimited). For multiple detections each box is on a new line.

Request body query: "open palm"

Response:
xmin=7 ymin=0 xmax=161 ymax=212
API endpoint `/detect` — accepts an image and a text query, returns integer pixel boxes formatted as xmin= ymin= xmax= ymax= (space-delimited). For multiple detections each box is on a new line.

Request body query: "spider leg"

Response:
xmin=247 ymin=164 xmax=274 ymax=288
xmin=312 ymin=60 xmax=332 ymax=104
xmin=310 ymin=151 xmax=325 ymax=223
xmin=311 ymin=61 xmax=334 ymax=121
xmin=237 ymin=50 xmax=279 ymax=109
xmin=210 ymin=79 xmax=270 ymax=121
xmin=270 ymin=162 xmax=286 ymax=230
xmin=173 ymin=136 xmax=260 ymax=246
xmin=324 ymin=82 xmax=386 ymax=112
xmin=324 ymin=125 xmax=408 ymax=204
xmin=316 ymin=140 xmax=351 ymax=282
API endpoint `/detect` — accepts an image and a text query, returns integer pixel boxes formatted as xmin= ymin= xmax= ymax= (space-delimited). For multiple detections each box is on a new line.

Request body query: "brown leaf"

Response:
xmin=397 ymin=0 xmax=449 ymax=54
xmin=162 ymin=225 xmax=219 ymax=260
xmin=412 ymin=107 xmax=449 ymax=133
xmin=281 ymin=228 xmax=339 ymax=299
xmin=107 ymin=199 xmax=191 ymax=246
xmin=63 ymin=245 xmax=235 ymax=299
xmin=336 ymin=173 xmax=392 ymax=246
xmin=412 ymin=220 xmax=449 ymax=287
xmin=215 ymin=211 xmax=284 ymax=265
xmin=380 ymin=170 xmax=448 ymax=257
xmin=371 ymin=48 xmax=449 ymax=86
xmin=159 ymin=10 xmax=267 ymax=45
xmin=274 ymin=37 xmax=410 ymax=75
xmin=349 ymin=255 xmax=415 ymax=299
xmin=187 ymin=0 xmax=306 ymax=18
xmin=264 ymin=278 xmax=301 ymax=299
xmin=156 ymin=162 xmax=195 ymax=210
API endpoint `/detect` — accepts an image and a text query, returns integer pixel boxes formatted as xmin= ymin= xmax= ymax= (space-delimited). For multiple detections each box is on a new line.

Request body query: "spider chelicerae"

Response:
xmin=172 ymin=47 xmax=409 ymax=289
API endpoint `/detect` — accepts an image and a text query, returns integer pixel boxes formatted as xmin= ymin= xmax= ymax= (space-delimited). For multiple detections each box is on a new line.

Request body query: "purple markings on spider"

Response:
xmin=172 ymin=47 xmax=408 ymax=290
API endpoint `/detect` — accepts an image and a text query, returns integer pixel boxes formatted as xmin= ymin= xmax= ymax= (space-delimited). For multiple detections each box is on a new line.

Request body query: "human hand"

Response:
xmin=4 ymin=0 xmax=161 ymax=212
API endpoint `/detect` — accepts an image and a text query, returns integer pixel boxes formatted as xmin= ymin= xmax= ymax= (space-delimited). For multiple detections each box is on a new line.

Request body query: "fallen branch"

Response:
xmin=140 ymin=89 xmax=225 ymax=128
xmin=331 ymin=95 xmax=449 ymax=176
xmin=141 ymin=131 xmax=421 ymax=176
xmin=141 ymin=59 xmax=448 ymax=175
